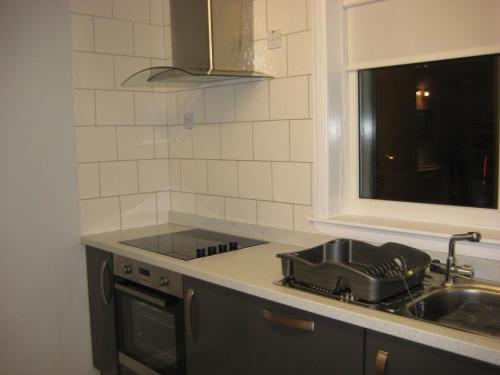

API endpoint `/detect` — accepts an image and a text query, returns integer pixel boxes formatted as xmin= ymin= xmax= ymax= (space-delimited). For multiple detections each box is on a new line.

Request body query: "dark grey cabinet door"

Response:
xmin=183 ymin=277 xmax=234 ymax=375
xmin=184 ymin=277 xmax=364 ymax=375
xmin=231 ymin=292 xmax=364 ymax=375
xmin=365 ymin=330 xmax=499 ymax=375
xmin=86 ymin=246 xmax=118 ymax=375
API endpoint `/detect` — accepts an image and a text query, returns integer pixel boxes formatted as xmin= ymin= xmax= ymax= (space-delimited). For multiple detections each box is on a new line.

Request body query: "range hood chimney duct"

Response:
xmin=122 ymin=0 xmax=272 ymax=88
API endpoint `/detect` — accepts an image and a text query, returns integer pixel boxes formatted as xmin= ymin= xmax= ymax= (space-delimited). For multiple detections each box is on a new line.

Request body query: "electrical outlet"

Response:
xmin=267 ymin=29 xmax=282 ymax=49
xmin=183 ymin=112 xmax=194 ymax=129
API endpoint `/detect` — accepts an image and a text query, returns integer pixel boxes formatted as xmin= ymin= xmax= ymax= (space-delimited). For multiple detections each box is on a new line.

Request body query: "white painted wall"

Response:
xmin=0 ymin=0 xmax=95 ymax=374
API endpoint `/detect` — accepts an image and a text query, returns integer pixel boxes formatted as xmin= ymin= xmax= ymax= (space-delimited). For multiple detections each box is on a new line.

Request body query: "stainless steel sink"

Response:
xmin=402 ymin=284 xmax=500 ymax=339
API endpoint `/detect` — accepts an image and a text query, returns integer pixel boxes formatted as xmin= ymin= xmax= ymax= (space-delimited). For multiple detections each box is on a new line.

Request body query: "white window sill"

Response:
xmin=310 ymin=215 xmax=500 ymax=261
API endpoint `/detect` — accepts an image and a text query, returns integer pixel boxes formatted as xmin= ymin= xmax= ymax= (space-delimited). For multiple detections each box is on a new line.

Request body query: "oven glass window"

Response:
xmin=116 ymin=286 xmax=185 ymax=375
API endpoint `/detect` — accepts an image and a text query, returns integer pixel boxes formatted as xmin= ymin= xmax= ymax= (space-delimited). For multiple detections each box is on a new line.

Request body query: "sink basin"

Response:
xmin=403 ymin=284 xmax=500 ymax=339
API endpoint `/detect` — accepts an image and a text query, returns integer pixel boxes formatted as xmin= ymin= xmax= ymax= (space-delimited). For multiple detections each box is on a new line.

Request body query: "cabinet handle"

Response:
xmin=262 ymin=309 xmax=315 ymax=331
xmin=375 ymin=350 xmax=389 ymax=375
xmin=185 ymin=288 xmax=196 ymax=342
xmin=100 ymin=261 xmax=111 ymax=306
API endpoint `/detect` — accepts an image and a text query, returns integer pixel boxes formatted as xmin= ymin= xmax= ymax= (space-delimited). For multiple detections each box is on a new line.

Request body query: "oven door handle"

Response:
xmin=114 ymin=282 xmax=167 ymax=309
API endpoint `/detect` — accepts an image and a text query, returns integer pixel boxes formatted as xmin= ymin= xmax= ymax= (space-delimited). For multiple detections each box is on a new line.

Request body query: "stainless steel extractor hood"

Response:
xmin=122 ymin=0 xmax=273 ymax=88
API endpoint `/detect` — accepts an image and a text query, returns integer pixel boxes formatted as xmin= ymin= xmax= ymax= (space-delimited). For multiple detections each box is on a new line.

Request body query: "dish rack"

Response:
xmin=277 ymin=239 xmax=431 ymax=303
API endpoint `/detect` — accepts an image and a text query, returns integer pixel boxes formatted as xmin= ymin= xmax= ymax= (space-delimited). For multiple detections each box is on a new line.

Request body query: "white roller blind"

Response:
xmin=346 ymin=0 xmax=500 ymax=70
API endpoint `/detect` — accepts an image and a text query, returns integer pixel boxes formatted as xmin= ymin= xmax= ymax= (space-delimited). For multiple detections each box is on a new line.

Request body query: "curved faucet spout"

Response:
xmin=445 ymin=232 xmax=481 ymax=285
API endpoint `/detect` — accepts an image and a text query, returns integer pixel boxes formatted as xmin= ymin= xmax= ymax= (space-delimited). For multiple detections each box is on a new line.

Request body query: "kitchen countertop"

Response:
xmin=82 ymin=223 xmax=500 ymax=367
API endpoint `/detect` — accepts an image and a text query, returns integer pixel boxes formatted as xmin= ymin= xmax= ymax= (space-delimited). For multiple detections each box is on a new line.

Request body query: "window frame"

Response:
xmin=311 ymin=0 xmax=500 ymax=259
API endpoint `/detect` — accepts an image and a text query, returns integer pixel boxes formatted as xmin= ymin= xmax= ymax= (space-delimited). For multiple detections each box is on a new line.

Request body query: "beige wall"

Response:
xmin=0 ymin=0 xmax=94 ymax=373
xmin=74 ymin=0 xmax=317 ymax=235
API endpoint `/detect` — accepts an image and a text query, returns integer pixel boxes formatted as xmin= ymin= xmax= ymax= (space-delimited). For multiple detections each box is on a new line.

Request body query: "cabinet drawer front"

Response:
xmin=365 ymin=331 xmax=499 ymax=375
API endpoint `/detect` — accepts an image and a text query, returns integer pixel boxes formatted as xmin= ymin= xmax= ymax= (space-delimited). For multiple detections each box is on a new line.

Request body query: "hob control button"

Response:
xmin=160 ymin=277 xmax=169 ymax=287
xmin=229 ymin=241 xmax=239 ymax=251
xmin=123 ymin=264 xmax=132 ymax=274
xmin=218 ymin=244 xmax=228 ymax=253
xmin=207 ymin=246 xmax=217 ymax=256
xmin=196 ymin=248 xmax=206 ymax=258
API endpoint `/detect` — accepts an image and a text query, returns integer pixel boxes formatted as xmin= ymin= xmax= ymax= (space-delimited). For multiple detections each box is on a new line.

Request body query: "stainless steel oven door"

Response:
xmin=114 ymin=279 xmax=185 ymax=375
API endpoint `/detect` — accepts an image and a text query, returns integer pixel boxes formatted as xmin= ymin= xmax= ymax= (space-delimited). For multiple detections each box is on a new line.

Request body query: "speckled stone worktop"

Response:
xmin=82 ymin=223 xmax=500 ymax=367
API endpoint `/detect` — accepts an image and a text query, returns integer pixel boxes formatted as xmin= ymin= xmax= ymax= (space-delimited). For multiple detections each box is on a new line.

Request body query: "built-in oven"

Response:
xmin=113 ymin=255 xmax=185 ymax=375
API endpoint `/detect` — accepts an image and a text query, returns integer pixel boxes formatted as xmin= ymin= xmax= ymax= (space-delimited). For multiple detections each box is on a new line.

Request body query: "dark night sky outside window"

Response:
xmin=359 ymin=54 xmax=499 ymax=209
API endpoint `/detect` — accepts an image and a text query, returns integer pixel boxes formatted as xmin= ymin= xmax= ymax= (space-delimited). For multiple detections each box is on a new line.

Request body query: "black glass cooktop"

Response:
xmin=120 ymin=229 xmax=267 ymax=261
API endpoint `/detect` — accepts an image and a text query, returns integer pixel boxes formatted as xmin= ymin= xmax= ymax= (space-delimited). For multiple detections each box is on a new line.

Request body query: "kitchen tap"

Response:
xmin=444 ymin=232 xmax=480 ymax=285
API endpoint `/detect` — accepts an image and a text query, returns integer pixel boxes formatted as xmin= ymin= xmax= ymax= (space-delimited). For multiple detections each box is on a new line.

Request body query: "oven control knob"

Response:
xmin=229 ymin=241 xmax=239 ymax=251
xmin=160 ymin=277 xmax=169 ymax=287
xmin=123 ymin=264 xmax=132 ymax=274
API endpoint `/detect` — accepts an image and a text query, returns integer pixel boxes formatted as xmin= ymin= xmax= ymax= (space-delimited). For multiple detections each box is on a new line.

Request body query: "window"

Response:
xmin=312 ymin=0 xmax=500 ymax=238
xmin=358 ymin=54 xmax=499 ymax=209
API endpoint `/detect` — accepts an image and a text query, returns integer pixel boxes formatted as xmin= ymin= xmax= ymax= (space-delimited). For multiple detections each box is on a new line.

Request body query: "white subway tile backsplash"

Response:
xmin=208 ymin=160 xmax=238 ymax=197
xmin=169 ymin=159 xmax=181 ymax=191
xmin=193 ymin=124 xmax=221 ymax=159
xmin=166 ymin=92 xmax=178 ymax=124
xmin=114 ymin=56 xmax=151 ymax=90
xmin=80 ymin=197 xmax=121 ymax=235
xmin=205 ymin=85 xmax=235 ymax=123
xmin=257 ymin=201 xmax=293 ymax=230
xmin=272 ymin=162 xmax=311 ymax=204
xmin=117 ymin=126 xmax=155 ymax=160
xmin=181 ymin=159 xmax=208 ymax=194
xmin=72 ymin=14 xmax=94 ymax=51
xmin=235 ymin=81 xmax=269 ymax=121
xmin=120 ymin=193 xmax=157 ymax=229
xmin=135 ymin=92 xmax=167 ymax=125
xmin=138 ymin=159 xmax=169 ymax=192
xmin=94 ymin=18 xmax=133 ymax=56
xmin=267 ymin=0 xmax=307 ymax=34
xmin=95 ymin=91 xmax=134 ymax=125
xmin=167 ymin=127 xmax=192 ymax=158
xmin=225 ymin=197 xmax=257 ymax=224
xmin=238 ymin=161 xmax=272 ymax=200
xmin=221 ymin=122 xmax=253 ymax=160
xmin=308 ymin=76 xmax=313 ymax=118
xmin=293 ymin=204 xmax=317 ymax=233
xmin=100 ymin=161 xmax=138 ymax=196
xmin=290 ymin=119 xmax=313 ymax=162
xmin=254 ymin=39 xmax=287 ymax=78
xmin=154 ymin=126 xmax=169 ymax=158
xmin=196 ymin=195 xmax=225 ymax=219
xmin=134 ymin=23 xmax=165 ymax=59
xmin=171 ymin=191 xmax=196 ymax=214
xmin=287 ymin=30 xmax=312 ymax=76
xmin=73 ymin=52 xmax=114 ymax=89
xmin=164 ymin=26 xmax=172 ymax=59
xmin=77 ymin=127 xmax=117 ymax=162
xmin=150 ymin=0 xmax=164 ymax=25
xmin=72 ymin=0 xmax=112 ymax=17
xmin=270 ymin=76 xmax=308 ymax=120
xmin=157 ymin=191 xmax=171 ymax=224
xmin=178 ymin=89 xmax=205 ymax=124
xmin=77 ymin=163 xmax=100 ymax=199
xmin=163 ymin=0 xmax=171 ymax=24
xmin=72 ymin=3 xmax=315 ymax=235
xmin=113 ymin=0 xmax=150 ymax=23
xmin=73 ymin=89 xmax=95 ymax=126
xmin=307 ymin=0 xmax=313 ymax=29
xmin=253 ymin=120 xmax=289 ymax=161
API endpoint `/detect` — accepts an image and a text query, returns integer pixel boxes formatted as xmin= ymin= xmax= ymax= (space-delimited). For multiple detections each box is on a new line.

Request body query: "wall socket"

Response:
xmin=183 ymin=112 xmax=194 ymax=128
xmin=267 ymin=29 xmax=282 ymax=49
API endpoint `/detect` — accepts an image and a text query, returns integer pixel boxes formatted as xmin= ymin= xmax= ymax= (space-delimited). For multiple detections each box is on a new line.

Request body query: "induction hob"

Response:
xmin=120 ymin=229 xmax=267 ymax=261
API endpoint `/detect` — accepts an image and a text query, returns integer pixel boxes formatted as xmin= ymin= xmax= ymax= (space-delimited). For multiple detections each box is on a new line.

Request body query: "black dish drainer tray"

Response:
xmin=277 ymin=239 xmax=431 ymax=303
